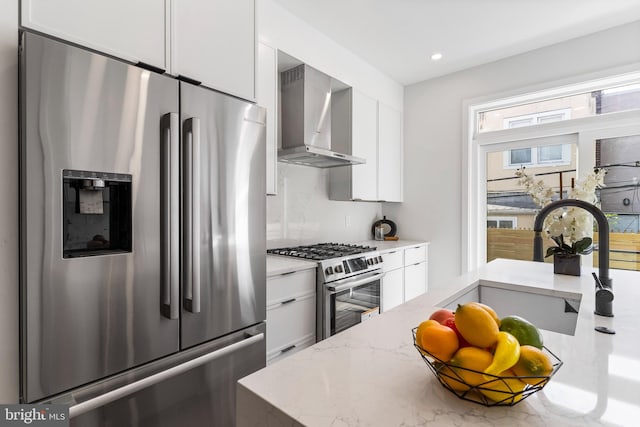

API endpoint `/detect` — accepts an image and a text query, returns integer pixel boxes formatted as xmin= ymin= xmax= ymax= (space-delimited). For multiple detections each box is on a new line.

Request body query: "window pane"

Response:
xmin=595 ymin=134 xmax=640 ymax=272
xmin=477 ymin=82 xmax=640 ymax=133
xmin=486 ymin=144 xmax=577 ymax=263
xmin=510 ymin=148 xmax=531 ymax=164
xmin=538 ymin=145 xmax=563 ymax=162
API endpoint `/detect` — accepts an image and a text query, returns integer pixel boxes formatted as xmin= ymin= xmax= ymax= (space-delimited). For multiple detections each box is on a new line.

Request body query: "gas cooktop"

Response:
xmin=267 ymin=243 xmax=376 ymax=261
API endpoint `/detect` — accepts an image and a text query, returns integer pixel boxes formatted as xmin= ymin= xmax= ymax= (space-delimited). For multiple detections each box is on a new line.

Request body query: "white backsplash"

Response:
xmin=267 ymin=163 xmax=382 ymax=248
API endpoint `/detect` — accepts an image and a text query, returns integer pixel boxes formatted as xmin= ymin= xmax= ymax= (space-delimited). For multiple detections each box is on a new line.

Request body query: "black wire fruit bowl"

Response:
xmin=412 ymin=327 xmax=563 ymax=407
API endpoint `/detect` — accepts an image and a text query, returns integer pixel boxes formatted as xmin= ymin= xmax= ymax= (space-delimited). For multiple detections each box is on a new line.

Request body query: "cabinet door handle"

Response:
xmin=280 ymin=270 xmax=297 ymax=276
xmin=281 ymin=345 xmax=296 ymax=354
xmin=281 ymin=298 xmax=297 ymax=305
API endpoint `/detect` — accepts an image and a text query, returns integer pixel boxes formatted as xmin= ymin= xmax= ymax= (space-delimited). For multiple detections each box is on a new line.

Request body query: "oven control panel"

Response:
xmin=319 ymin=252 xmax=383 ymax=283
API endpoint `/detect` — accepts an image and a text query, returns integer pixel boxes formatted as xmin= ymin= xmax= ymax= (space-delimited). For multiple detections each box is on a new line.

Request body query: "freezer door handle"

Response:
xmin=160 ymin=113 xmax=180 ymax=320
xmin=183 ymin=117 xmax=201 ymax=313
xmin=68 ymin=332 xmax=265 ymax=418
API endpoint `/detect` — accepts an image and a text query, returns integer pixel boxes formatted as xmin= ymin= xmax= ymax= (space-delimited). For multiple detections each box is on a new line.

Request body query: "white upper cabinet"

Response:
xmin=257 ymin=42 xmax=278 ymax=195
xmin=330 ymin=90 xmax=402 ymax=202
xmin=22 ymin=0 xmax=165 ymax=69
xmin=378 ymin=102 xmax=403 ymax=202
xmin=23 ymin=0 xmax=257 ymax=101
xmin=351 ymin=90 xmax=379 ymax=200
xmin=172 ymin=0 xmax=255 ymax=101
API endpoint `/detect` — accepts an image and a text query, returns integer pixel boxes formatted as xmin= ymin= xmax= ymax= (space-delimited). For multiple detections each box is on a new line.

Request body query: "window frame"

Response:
xmin=461 ymin=68 xmax=640 ymax=275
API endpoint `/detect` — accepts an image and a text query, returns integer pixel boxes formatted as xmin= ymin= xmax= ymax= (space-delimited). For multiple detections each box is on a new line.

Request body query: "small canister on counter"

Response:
xmin=371 ymin=216 xmax=397 ymax=241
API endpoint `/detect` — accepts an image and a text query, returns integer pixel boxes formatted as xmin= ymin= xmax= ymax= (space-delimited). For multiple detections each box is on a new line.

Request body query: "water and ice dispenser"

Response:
xmin=62 ymin=169 xmax=132 ymax=258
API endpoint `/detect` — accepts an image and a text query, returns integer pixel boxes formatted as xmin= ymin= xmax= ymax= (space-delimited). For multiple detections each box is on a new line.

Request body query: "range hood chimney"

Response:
xmin=279 ymin=64 xmax=365 ymax=168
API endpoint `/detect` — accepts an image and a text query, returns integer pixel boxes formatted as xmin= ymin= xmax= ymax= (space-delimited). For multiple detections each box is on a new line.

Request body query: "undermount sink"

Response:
xmin=437 ymin=280 xmax=582 ymax=336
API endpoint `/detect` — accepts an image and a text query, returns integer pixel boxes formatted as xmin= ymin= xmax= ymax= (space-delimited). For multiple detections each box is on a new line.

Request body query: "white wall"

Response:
xmin=267 ymin=164 xmax=381 ymax=247
xmin=259 ymin=0 xmax=401 ymax=246
xmin=0 ymin=0 xmax=18 ymax=403
xmin=258 ymin=0 xmax=403 ymax=112
xmin=383 ymin=21 xmax=640 ymax=289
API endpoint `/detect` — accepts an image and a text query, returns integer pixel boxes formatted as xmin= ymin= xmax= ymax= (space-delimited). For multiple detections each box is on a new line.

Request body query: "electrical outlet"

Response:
xmin=345 ymin=215 xmax=351 ymax=228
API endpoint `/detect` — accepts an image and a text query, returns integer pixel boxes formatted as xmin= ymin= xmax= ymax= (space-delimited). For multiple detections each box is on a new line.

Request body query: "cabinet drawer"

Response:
xmin=267 ymin=268 xmax=316 ymax=305
xmin=381 ymin=250 xmax=403 ymax=272
xmin=404 ymin=261 xmax=427 ymax=301
xmin=404 ymin=245 xmax=426 ymax=266
xmin=267 ymin=335 xmax=316 ymax=365
xmin=266 ymin=294 xmax=316 ymax=354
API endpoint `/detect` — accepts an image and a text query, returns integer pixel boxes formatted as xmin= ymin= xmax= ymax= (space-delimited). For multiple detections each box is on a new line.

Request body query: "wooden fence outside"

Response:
xmin=487 ymin=229 xmax=640 ymax=271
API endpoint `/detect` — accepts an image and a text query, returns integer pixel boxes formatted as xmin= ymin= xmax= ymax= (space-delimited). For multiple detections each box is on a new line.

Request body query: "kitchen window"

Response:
xmin=463 ymin=70 xmax=640 ymax=274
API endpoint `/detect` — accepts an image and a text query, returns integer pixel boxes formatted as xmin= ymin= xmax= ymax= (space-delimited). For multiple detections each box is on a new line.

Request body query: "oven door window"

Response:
xmin=330 ymin=281 xmax=380 ymax=336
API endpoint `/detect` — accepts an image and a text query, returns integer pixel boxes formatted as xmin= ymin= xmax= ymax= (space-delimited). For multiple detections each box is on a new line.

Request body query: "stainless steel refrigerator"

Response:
xmin=19 ymin=31 xmax=266 ymax=426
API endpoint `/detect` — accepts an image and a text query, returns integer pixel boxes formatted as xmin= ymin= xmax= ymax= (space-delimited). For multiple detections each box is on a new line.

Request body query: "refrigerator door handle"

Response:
xmin=183 ymin=117 xmax=201 ymax=313
xmin=160 ymin=113 xmax=180 ymax=320
xmin=68 ymin=332 xmax=265 ymax=419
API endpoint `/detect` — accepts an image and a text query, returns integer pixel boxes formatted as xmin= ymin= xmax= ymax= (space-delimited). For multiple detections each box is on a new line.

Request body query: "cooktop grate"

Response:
xmin=267 ymin=243 xmax=376 ymax=261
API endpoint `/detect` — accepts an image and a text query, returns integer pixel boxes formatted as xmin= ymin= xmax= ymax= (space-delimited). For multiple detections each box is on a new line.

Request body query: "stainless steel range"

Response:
xmin=268 ymin=243 xmax=384 ymax=340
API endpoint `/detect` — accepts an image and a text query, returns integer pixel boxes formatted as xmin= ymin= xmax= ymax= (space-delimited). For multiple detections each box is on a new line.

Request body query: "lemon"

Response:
xmin=454 ymin=303 xmax=500 ymax=348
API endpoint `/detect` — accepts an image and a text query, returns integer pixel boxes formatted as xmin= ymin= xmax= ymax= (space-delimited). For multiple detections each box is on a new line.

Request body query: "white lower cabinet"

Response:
xmin=404 ymin=244 xmax=428 ymax=301
xmin=381 ymin=268 xmax=404 ymax=312
xmin=266 ymin=268 xmax=316 ymax=365
xmin=380 ymin=243 xmax=429 ymax=311
xmin=404 ymin=261 xmax=427 ymax=302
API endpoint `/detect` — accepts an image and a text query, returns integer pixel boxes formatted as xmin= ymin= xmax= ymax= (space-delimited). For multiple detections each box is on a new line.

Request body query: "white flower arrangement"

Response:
xmin=515 ymin=167 xmax=607 ymax=256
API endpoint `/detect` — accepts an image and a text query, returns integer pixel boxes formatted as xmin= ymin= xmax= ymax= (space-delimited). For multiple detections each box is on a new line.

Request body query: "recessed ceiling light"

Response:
xmin=431 ymin=52 xmax=443 ymax=61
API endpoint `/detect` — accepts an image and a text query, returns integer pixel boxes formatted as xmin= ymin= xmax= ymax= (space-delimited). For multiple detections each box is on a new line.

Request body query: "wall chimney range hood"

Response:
xmin=279 ymin=64 xmax=365 ymax=168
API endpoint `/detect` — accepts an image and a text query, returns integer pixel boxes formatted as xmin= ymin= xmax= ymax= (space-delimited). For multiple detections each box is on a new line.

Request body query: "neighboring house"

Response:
xmin=486 ymin=87 xmax=640 ymax=232
xmin=596 ymin=86 xmax=640 ymax=232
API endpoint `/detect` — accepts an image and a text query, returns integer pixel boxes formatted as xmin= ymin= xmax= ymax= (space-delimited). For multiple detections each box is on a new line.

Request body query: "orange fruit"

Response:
xmin=416 ymin=320 xmax=459 ymax=362
xmin=415 ymin=320 xmax=438 ymax=354
xmin=447 ymin=347 xmax=494 ymax=390
xmin=454 ymin=303 xmax=500 ymax=348
xmin=512 ymin=345 xmax=553 ymax=385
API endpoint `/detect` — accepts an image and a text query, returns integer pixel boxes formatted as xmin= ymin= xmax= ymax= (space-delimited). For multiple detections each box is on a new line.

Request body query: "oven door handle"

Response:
xmin=327 ymin=271 xmax=385 ymax=293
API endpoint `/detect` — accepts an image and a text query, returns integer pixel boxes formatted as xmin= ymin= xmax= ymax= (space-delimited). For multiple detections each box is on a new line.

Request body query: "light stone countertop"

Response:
xmin=354 ymin=239 xmax=430 ymax=252
xmin=238 ymin=258 xmax=640 ymax=426
xmin=266 ymin=255 xmax=317 ymax=278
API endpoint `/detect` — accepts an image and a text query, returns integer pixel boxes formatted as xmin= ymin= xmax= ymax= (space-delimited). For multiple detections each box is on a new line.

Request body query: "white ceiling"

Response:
xmin=271 ymin=0 xmax=640 ymax=86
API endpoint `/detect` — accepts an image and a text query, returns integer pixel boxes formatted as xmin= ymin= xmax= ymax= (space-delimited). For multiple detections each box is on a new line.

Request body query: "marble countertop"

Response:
xmin=266 ymin=255 xmax=317 ymax=277
xmin=238 ymin=259 xmax=640 ymax=426
xmin=354 ymin=239 xmax=429 ymax=252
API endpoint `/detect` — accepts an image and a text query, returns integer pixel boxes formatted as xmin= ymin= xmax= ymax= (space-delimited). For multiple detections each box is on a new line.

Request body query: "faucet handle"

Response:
xmin=592 ymin=272 xmax=614 ymax=317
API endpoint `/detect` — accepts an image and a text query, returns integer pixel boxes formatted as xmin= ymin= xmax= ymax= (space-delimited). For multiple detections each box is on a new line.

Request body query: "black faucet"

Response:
xmin=532 ymin=199 xmax=614 ymax=317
